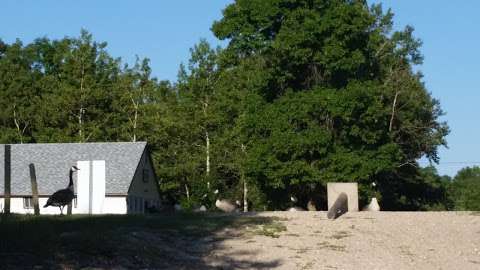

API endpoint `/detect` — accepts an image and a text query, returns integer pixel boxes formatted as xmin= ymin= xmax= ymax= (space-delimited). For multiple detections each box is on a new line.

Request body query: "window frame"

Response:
xmin=23 ymin=197 xmax=33 ymax=209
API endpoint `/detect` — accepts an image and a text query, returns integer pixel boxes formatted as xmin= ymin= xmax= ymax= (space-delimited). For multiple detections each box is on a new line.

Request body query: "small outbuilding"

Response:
xmin=0 ymin=142 xmax=160 ymax=215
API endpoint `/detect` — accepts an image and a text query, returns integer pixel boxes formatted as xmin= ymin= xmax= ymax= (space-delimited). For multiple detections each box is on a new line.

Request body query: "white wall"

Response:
xmin=0 ymin=196 xmax=127 ymax=215
xmin=77 ymin=160 xmax=106 ymax=214
xmin=77 ymin=160 xmax=90 ymax=213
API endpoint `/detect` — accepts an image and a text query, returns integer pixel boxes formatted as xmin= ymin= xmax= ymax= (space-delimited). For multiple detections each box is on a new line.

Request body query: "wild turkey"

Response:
xmin=44 ymin=166 xmax=79 ymax=215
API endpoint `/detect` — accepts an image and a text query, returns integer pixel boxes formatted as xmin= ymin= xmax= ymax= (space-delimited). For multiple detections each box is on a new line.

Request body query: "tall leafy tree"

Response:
xmin=212 ymin=0 xmax=449 ymax=210
xmin=449 ymin=166 xmax=480 ymax=211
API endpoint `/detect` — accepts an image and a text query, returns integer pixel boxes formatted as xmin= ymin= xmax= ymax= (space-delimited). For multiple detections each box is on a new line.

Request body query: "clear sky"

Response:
xmin=1 ymin=1 xmax=478 ymax=177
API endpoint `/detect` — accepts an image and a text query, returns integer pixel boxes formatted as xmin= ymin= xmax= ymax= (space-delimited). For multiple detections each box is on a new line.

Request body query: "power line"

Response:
xmin=418 ymin=161 xmax=480 ymax=168
xmin=418 ymin=161 xmax=480 ymax=164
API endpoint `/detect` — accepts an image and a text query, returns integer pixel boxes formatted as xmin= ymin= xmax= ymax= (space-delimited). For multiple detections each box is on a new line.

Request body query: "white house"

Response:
xmin=0 ymin=142 xmax=161 ymax=215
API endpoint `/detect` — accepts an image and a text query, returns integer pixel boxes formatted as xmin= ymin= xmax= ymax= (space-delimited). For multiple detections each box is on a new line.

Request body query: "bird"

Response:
xmin=213 ymin=189 xmax=238 ymax=212
xmin=363 ymin=197 xmax=381 ymax=211
xmin=287 ymin=206 xmax=305 ymax=211
xmin=44 ymin=165 xmax=80 ymax=215
xmin=215 ymin=198 xmax=237 ymax=212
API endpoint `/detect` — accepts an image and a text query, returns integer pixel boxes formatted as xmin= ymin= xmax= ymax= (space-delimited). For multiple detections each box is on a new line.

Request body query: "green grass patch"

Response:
xmin=251 ymin=221 xmax=287 ymax=238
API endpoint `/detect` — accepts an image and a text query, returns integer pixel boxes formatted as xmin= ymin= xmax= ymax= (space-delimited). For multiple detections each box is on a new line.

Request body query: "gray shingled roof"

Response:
xmin=0 ymin=142 xmax=147 ymax=196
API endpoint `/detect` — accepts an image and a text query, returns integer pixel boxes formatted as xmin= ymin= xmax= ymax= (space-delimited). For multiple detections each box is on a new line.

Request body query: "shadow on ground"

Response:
xmin=0 ymin=213 xmax=282 ymax=269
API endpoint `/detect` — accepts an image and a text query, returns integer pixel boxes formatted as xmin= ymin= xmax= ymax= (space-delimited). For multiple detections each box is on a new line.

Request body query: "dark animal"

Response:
xmin=44 ymin=166 xmax=80 ymax=215
xmin=327 ymin=192 xmax=348 ymax=219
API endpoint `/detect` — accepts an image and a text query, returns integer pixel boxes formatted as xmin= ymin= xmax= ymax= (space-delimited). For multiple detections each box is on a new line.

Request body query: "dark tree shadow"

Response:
xmin=0 ymin=213 xmax=282 ymax=269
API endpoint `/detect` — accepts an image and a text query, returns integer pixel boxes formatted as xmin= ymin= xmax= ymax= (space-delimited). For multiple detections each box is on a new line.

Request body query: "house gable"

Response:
xmin=0 ymin=142 xmax=147 ymax=196
xmin=127 ymin=148 xmax=160 ymax=200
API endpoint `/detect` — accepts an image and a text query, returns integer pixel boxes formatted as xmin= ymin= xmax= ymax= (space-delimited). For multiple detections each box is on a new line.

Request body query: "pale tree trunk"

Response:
xmin=78 ymin=107 xmax=84 ymax=142
xmin=78 ymin=65 xmax=86 ymax=142
xmin=389 ymin=90 xmax=400 ymax=132
xmin=203 ymin=96 xmax=211 ymax=189
xmin=241 ymin=144 xmax=248 ymax=212
xmin=206 ymin=131 xmax=210 ymax=174
xmin=130 ymin=95 xmax=139 ymax=142
xmin=185 ymin=183 xmax=190 ymax=201
xmin=12 ymin=105 xmax=28 ymax=144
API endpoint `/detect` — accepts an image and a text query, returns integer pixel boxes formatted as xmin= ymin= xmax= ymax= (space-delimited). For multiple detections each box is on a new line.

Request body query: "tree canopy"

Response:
xmin=0 ymin=1 xmax=456 ymax=211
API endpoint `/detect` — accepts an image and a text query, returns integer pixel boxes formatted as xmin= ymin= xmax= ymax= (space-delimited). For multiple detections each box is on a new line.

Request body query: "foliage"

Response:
xmin=212 ymin=0 xmax=449 ymax=210
xmin=449 ymin=166 xmax=480 ymax=211
xmin=0 ymin=1 xmax=452 ymax=211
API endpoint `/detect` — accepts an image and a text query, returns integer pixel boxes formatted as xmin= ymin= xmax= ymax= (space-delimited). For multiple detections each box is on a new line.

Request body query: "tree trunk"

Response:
xmin=185 ymin=183 xmax=190 ymax=200
xmin=78 ymin=65 xmax=85 ymax=142
xmin=389 ymin=90 xmax=400 ymax=132
xmin=241 ymin=144 xmax=248 ymax=212
xmin=130 ymin=96 xmax=139 ymax=142
xmin=243 ymin=175 xmax=248 ymax=212
xmin=205 ymin=131 xmax=210 ymax=188
xmin=13 ymin=105 xmax=27 ymax=144
xmin=203 ymin=96 xmax=211 ymax=190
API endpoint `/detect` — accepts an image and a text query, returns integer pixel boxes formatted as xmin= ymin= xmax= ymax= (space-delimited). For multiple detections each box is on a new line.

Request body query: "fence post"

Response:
xmin=29 ymin=164 xmax=40 ymax=215
xmin=67 ymin=202 xmax=72 ymax=215
xmin=4 ymin=145 xmax=11 ymax=214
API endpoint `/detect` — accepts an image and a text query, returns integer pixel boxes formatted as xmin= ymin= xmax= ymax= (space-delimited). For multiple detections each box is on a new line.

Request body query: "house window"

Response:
xmin=23 ymin=197 xmax=33 ymax=209
xmin=143 ymin=168 xmax=149 ymax=183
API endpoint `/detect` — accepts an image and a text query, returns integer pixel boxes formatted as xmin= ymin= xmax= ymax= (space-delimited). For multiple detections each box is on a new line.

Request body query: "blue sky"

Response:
xmin=1 ymin=1 xmax=478 ymax=176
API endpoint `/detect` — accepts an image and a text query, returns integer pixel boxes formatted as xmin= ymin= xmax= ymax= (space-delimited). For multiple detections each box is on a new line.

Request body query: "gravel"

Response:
xmin=203 ymin=211 xmax=480 ymax=270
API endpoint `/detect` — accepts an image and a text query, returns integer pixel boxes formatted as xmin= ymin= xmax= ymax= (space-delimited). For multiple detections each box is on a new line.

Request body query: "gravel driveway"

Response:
xmin=204 ymin=211 xmax=480 ymax=270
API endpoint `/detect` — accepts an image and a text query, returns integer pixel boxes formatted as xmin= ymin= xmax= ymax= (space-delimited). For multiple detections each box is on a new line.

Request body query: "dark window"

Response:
xmin=23 ymin=197 xmax=33 ymax=209
xmin=143 ymin=168 xmax=149 ymax=182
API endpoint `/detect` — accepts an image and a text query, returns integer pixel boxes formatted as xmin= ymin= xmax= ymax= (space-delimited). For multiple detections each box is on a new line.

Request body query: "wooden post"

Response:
xmin=4 ymin=145 xmax=11 ymax=214
xmin=28 ymin=164 xmax=40 ymax=215
xmin=67 ymin=202 xmax=72 ymax=215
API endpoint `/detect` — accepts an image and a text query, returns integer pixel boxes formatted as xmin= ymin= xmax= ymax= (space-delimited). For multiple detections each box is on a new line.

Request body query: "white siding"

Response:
xmin=77 ymin=161 xmax=90 ymax=213
xmin=76 ymin=160 xmax=106 ymax=214
xmin=0 ymin=196 xmax=127 ymax=215
xmin=91 ymin=160 xmax=106 ymax=214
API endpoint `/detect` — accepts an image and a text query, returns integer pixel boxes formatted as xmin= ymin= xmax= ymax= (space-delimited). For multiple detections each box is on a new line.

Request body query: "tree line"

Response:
xmin=1 ymin=0 xmax=476 ymax=211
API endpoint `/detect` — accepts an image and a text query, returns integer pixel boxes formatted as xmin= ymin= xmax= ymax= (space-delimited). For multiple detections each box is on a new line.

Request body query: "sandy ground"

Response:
xmin=202 ymin=211 xmax=480 ymax=270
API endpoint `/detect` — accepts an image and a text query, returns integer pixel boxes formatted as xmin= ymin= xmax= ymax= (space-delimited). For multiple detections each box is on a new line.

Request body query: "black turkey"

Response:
xmin=44 ymin=165 xmax=79 ymax=215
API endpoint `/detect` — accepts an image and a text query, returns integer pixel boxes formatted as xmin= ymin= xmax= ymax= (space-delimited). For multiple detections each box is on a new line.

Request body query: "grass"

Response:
xmin=0 ymin=213 xmax=285 ymax=269
xmin=252 ymin=222 xmax=287 ymax=238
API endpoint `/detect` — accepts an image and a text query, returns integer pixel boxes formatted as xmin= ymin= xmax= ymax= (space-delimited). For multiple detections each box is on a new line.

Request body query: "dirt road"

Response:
xmin=203 ymin=211 xmax=480 ymax=270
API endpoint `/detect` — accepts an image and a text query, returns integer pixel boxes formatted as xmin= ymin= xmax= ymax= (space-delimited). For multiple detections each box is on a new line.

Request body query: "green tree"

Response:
xmin=0 ymin=39 xmax=41 ymax=143
xmin=450 ymin=166 xmax=480 ymax=211
xmin=25 ymin=30 xmax=123 ymax=142
xmin=212 ymin=0 xmax=449 ymax=210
